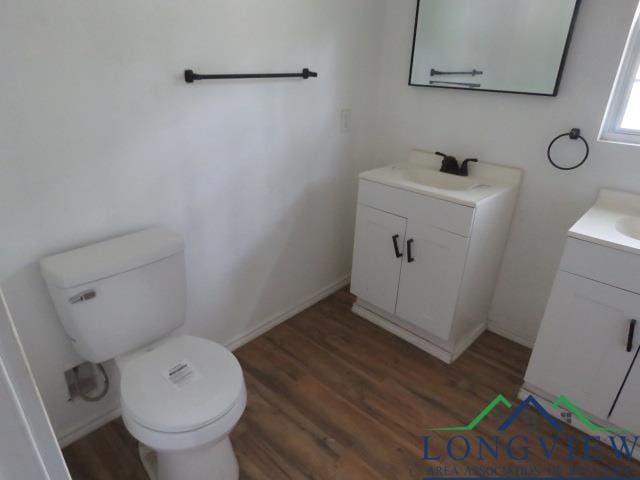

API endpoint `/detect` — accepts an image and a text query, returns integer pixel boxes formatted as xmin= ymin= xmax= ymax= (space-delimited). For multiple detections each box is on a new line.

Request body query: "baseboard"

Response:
xmin=353 ymin=303 xmax=453 ymax=363
xmin=352 ymin=303 xmax=485 ymax=364
xmin=57 ymin=274 xmax=350 ymax=447
xmin=488 ymin=322 xmax=535 ymax=348
xmin=57 ymin=406 xmax=122 ymax=448
xmin=451 ymin=322 xmax=487 ymax=362
xmin=224 ymin=273 xmax=351 ymax=352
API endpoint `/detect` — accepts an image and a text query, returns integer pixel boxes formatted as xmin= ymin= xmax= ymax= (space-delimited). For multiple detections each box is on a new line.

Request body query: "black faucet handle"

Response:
xmin=436 ymin=152 xmax=448 ymax=172
xmin=460 ymin=158 xmax=478 ymax=176
xmin=436 ymin=152 xmax=459 ymax=173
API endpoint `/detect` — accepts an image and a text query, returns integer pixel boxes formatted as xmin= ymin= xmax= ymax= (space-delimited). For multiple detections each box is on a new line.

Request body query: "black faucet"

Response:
xmin=436 ymin=152 xmax=478 ymax=177
xmin=459 ymin=158 xmax=478 ymax=176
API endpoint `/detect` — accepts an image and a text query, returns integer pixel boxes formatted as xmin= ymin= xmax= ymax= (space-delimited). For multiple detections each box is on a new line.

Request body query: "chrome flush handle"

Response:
xmin=69 ymin=290 xmax=96 ymax=305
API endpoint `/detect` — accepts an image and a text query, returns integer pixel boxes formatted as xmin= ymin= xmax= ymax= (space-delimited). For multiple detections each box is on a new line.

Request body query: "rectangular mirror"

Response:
xmin=409 ymin=0 xmax=581 ymax=96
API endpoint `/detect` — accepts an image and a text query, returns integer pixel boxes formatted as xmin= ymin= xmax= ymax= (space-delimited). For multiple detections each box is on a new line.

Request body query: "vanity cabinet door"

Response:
xmin=395 ymin=223 xmax=468 ymax=341
xmin=526 ymin=272 xmax=640 ymax=420
xmin=610 ymin=351 xmax=640 ymax=434
xmin=351 ymin=205 xmax=407 ymax=314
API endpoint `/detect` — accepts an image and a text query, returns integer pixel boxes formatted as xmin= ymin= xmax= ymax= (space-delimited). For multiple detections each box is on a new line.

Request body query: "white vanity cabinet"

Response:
xmin=351 ymin=152 xmax=522 ymax=363
xmin=525 ymin=267 xmax=640 ymax=420
xmin=352 ymin=200 xmax=469 ymax=341
xmin=523 ymin=189 xmax=640 ymax=437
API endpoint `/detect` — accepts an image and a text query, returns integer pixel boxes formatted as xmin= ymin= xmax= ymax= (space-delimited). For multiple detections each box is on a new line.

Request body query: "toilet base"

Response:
xmin=139 ymin=437 xmax=239 ymax=480
xmin=139 ymin=444 xmax=157 ymax=479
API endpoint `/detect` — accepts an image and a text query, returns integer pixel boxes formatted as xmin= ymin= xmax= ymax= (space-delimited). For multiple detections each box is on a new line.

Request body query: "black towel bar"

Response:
xmin=431 ymin=68 xmax=483 ymax=77
xmin=429 ymin=80 xmax=481 ymax=89
xmin=184 ymin=68 xmax=318 ymax=83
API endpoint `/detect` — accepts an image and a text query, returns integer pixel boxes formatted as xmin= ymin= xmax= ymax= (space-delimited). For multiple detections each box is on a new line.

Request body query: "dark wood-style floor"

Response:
xmin=63 ymin=288 xmax=640 ymax=479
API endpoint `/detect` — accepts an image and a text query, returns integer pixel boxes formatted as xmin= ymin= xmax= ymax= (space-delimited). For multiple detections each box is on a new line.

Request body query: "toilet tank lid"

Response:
xmin=40 ymin=227 xmax=184 ymax=289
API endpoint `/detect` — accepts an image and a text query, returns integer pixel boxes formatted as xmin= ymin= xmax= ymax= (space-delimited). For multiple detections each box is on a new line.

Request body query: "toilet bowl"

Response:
xmin=118 ymin=335 xmax=246 ymax=480
xmin=39 ymin=227 xmax=248 ymax=480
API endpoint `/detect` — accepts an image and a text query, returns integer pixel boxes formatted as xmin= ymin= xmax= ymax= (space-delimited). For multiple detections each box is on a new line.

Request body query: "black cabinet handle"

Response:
xmin=407 ymin=239 xmax=415 ymax=263
xmin=627 ymin=319 xmax=637 ymax=353
xmin=392 ymin=235 xmax=403 ymax=258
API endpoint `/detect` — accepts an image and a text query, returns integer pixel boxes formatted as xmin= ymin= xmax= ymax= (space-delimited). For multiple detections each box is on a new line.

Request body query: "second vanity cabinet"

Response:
xmin=525 ymin=267 xmax=640 ymax=422
xmin=523 ymin=189 xmax=640 ymax=437
xmin=351 ymin=152 xmax=522 ymax=363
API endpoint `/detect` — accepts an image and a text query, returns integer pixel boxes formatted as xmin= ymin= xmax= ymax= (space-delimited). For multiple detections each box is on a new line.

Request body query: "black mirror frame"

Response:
xmin=408 ymin=0 xmax=582 ymax=97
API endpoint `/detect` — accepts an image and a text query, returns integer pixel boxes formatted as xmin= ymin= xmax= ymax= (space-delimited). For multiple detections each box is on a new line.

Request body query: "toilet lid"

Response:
xmin=120 ymin=335 xmax=244 ymax=433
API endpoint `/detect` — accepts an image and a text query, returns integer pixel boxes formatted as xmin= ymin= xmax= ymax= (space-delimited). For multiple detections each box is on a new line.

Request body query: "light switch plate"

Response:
xmin=340 ymin=109 xmax=352 ymax=133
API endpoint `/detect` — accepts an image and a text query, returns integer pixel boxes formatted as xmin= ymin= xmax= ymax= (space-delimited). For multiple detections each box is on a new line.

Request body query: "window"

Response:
xmin=600 ymin=4 xmax=640 ymax=145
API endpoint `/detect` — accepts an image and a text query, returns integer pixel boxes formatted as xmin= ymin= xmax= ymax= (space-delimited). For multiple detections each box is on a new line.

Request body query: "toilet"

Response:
xmin=40 ymin=227 xmax=246 ymax=480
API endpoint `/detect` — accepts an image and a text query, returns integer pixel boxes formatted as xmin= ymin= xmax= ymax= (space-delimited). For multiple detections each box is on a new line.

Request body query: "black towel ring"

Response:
xmin=547 ymin=128 xmax=589 ymax=171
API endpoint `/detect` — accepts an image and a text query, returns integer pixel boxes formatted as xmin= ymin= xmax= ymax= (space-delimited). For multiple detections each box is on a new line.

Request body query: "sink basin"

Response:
xmin=358 ymin=152 xmax=522 ymax=208
xmin=403 ymin=169 xmax=480 ymax=191
xmin=569 ymin=190 xmax=640 ymax=255
xmin=616 ymin=217 xmax=640 ymax=241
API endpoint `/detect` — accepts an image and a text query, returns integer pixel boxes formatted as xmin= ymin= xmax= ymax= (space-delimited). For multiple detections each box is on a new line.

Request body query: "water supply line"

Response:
xmin=72 ymin=363 xmax=110 ymax=402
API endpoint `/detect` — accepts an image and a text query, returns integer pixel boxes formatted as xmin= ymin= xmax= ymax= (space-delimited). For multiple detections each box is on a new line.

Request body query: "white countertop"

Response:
xmin=359 ymin=150 xmax=522 ymax=208
xmin=570 ymin=189 xmax=640 ymax=256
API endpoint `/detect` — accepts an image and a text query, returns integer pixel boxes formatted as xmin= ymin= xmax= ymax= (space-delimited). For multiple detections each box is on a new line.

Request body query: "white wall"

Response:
xmin=371 ymin=0 xmax=640 ymax=346
xmin=0 ymin=0 xmax=385 ymax=440
xmin=3 ymin=0 xmax=639 ymax=447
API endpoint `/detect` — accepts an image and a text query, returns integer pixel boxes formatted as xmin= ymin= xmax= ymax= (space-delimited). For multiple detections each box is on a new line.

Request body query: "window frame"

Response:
xmin=599 ymin=4 xmax=640 ymax=146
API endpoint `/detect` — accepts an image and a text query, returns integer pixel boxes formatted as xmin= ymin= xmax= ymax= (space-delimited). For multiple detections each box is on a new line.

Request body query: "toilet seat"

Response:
xmin=120 ymin=335 xmax=245 ymax=435
xmin=122 ymin=385 xmax=246 ymax=452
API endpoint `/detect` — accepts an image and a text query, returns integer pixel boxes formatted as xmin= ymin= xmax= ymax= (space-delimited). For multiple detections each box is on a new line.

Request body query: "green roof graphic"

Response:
xmin=431 ymin=394 xmax=626 ymax=433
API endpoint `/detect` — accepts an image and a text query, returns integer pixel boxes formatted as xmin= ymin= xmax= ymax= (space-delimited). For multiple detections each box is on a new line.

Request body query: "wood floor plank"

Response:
xmin=239 ymin=336 xmax=425 ymax=479
xmin=63 ymin=288 xmax=640 ymax=479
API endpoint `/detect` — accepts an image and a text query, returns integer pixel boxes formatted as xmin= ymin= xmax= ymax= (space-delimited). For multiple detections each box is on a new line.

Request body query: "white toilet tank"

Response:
xmin=41 ymin=227 xmax=187 ymax=363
